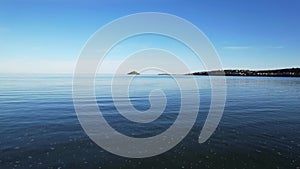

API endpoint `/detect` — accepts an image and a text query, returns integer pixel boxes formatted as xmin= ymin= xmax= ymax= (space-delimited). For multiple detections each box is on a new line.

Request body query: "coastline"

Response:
xmin=157 ymin=68 xmax=300 ymax=77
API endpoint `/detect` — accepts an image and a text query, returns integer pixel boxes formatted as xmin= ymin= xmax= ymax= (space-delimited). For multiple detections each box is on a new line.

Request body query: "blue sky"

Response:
xmin=0 ymin=0 xmax=299 ymax=73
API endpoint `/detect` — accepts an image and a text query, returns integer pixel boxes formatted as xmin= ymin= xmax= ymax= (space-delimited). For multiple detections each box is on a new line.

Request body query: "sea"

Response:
xmin=0 ymin=74 xmax=299 ymax=169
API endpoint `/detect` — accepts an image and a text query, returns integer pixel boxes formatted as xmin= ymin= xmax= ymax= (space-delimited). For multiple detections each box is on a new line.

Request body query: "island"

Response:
xmin=158 ymin=73 xmax=171 ymax=75
xmin=186 ymin=68 xmax=300 ymax=77
xmin=127 ymin=71 xmax=140 ymax=75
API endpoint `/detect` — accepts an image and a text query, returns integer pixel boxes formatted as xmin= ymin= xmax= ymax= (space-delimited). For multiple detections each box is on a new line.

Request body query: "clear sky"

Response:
xmin=0 ymin=0 xmax=299 ymax=73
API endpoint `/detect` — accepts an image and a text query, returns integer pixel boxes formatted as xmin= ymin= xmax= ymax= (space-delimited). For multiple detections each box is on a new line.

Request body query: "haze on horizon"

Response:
xmin=0 ymin=0 xmax=299 ymax=74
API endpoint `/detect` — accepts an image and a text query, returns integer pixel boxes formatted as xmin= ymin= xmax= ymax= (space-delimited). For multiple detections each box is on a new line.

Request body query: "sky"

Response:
xmin=0 ymin=0 xmax=299 ymax=74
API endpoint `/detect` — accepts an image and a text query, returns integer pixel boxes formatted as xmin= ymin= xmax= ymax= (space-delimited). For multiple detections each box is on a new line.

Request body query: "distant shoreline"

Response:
xmin=158 ymin=68 xmax=300 ymax=77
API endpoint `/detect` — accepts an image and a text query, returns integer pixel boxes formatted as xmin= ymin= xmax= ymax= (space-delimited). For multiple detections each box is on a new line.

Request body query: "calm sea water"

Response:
xmin=0 ymin=75 xmax=300 ymax=169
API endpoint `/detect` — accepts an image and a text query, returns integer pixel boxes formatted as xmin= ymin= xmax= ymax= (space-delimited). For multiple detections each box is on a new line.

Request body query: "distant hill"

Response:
xmin=127 ymin=71 xmax=140 ymax=75
xmin=188 ymin=68 xmax=300 ymax=77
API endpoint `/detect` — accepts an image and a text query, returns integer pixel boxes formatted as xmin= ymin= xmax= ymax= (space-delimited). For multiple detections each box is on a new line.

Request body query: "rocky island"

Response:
xmin=127 ymin=71 xmax=140 ymax=75
xmin=158 ymin=73 xmax=171 ymax=75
